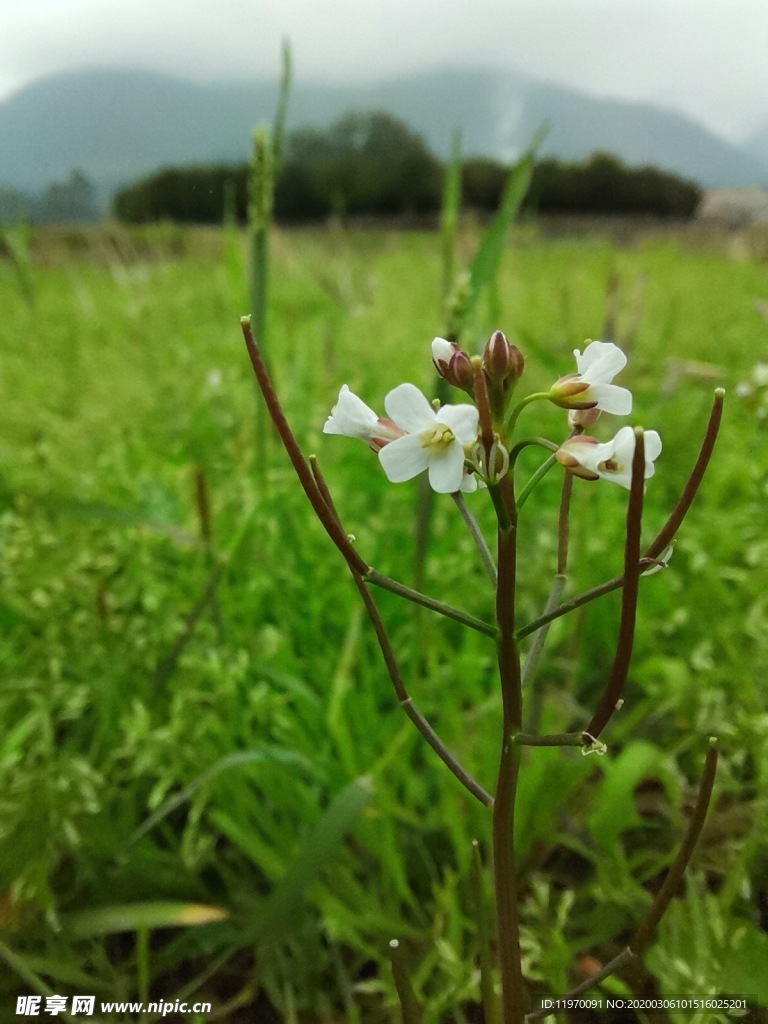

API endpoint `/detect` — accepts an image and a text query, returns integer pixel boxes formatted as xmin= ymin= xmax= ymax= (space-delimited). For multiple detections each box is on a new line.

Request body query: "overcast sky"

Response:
xmin=2 ymin=0 xmax=767 ymax=142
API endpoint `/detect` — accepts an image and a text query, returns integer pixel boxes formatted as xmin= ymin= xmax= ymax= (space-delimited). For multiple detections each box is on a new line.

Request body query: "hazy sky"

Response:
xmin=2 ymin=0 xmax=767 ymax=142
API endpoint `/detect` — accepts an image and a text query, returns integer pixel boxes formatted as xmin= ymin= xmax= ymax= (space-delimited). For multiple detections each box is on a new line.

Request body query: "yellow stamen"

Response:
xmin=420 ymin=423 xmax=455 ymax=451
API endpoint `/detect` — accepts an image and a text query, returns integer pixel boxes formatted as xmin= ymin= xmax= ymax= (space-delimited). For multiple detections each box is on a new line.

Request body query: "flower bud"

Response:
xmin=483 ymin=330 xmax=525 ymax=384
xmin=555 ymin=436 xmax=601 ymax=480
xmin=431 ymin=337 xmax=457 ymax=376
xmin=447 ymin=350 xmax=475 ymax=390
xmin=431 ymin=337 xmax=474 ymax=393
xmin=568 ymin=406 xmax=602 ymax=429
xmin=549 ymin=374 xmax=597 ymax=410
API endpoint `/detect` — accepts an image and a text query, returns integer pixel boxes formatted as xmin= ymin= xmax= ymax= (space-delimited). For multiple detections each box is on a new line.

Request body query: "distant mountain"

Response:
xmin=743 ymin=118 xmax=768 ymax=170
xmin=1 ymin=66 xmax=766 ymax=205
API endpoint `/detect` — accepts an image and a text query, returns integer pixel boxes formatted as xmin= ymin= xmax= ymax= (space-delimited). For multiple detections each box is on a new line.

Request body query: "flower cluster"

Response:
xmin=324 ymin=334 xmax=661 ymax=493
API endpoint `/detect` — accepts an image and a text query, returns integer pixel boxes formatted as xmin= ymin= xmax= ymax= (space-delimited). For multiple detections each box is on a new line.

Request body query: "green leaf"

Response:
xmin=65 ymin=901 xmax=228 ymax=938
xmin=249 ymin=776 xmax=374 ymax=944
xmin=464 ymin=131 xmax=544 ymax=322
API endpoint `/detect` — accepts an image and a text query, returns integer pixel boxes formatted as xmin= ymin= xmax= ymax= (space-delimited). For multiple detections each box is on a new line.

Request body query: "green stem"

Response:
xmin=516 ymin=453 xmax=558 ymax=512
xmin=452 ymin=491 xmax=497 ymax=585
xmin=388 ymin=940 xmax=423 ymax=1024
xmin=363 ymin=568 xmax=497 ymax=637
xmin=512 ymin=732 xmax=586 ymax=748
xmin=505 ymin=392 xmax=552 ymax=435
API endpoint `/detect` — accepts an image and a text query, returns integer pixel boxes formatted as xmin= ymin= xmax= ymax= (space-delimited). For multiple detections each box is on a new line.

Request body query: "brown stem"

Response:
xmin=513 ymin=732 xmax=587 ymax=748
xmin=493 ymin=492 xmax=526 ymax=1023
xmin=583 ymin=429 xmax=645 ymax=740
xmin=241 ymin=316 xmax=368 ymax=575
xmin=631 ymin=737 xmax=719 ymax=954
xmin=527 ymin=738 xmax=719 ymax=1020
xmin=517 ymin=389 xmax=724 ymax=641
xmin=350 ymin=572 xmax=493 ymax=808
xmin=645 ymin=388 xmax=724 ymax=560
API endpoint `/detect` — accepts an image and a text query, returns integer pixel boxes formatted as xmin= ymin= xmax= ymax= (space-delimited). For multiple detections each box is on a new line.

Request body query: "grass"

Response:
xmin=1 ymin=221 xmax=767 ymax=1022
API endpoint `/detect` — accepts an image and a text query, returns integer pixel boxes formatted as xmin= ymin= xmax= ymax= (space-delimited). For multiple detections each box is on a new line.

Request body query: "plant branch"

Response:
xmin=517 ymin=390 xmax=724 ymax=640
xmin=350 ymin=571 xmax=493 ymax=808
xmin=526 ymin=948 xmax=636 ymax=1020
xmin=241 ymin=316 xmax=368 ymax=575
xmin=527 ymin=738 xmax=719 ymax=1019
xmin=451 ymin=491 xmax=498 ymax=585
xmin=513 ymin=732 xmax=588 ymax=748
xmin=631 ymin=737 xmax=719 ymax=954
xmin=363 ymin=568 xmax=497 ymax=637
xmin=645 ymin=388 xmax=724 ymax=560
xmin=583 ymin=429 xmax=645 ymax=739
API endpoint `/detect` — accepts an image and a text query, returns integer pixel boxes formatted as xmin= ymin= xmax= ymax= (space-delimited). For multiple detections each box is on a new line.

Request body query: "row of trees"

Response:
xmin=112 ymin=111 xmax=702 ymax=225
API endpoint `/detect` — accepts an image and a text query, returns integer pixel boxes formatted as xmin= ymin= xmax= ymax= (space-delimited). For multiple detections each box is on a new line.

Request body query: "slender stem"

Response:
xmin=521 ymin=473 xmax=572 ymax=693
xmin=509 ymin=438 xmax=559 ymax=464
xmin=527 ymin=738 xmax=719 ymax=1021
xmin=513 ymin=732 xmax=586 ymax=748
xmin=645 ymin=388 xmax=724 ymax=560
xmin=517 ymin=570 xmax=628 ymax=639
xmin=515 ymin=453 xmax=559 ymax=513
xmin=517 ymin=391 xmax=724 ymax=640
xmin=363 ymin=568 xmax=497 ymax=638
xmin=388 ymin=940 xmax=423 ymax=1024
xmin=631 ymin=737 xmax=719 ymax=954
xmin=244 ymin=383 xmax=490 ymax=807
xmin=525 ymin=948 xmax=636 ymax=1021
xmin=241 ymin=318 xmax=368 ymax=576
xmin=505 ymin=392 xmax=551 ymax=435
xmin=492 ymin=476 xmax=526 ymax=1024
xmin=520 ymin=576 xmax=565 ymax=691
xmin=584 ymin=429 xmax=645 ymax=740
xmin=350 ymin=571 xmax=493 ymax=807
xmin=452 ymin=492 xmax=498 ymax=586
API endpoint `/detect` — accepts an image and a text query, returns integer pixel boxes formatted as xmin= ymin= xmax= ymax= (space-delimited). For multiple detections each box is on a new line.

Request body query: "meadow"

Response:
xmin=1 ymin=219 xmax=767 ymax=1022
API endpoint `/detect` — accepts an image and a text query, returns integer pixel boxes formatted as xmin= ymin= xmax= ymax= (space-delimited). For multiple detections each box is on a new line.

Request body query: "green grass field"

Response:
xmin=1 ymin=222 xmax=767 ymax=1022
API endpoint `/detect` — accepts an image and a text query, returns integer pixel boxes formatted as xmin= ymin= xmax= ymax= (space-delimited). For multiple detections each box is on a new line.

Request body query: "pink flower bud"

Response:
xmin=483 ymin=330 xmax=525 ymax=383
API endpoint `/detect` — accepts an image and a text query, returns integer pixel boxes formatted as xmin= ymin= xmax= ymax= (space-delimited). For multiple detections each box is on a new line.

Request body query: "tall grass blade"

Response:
xmin=65 ymin=902 xmax=228 ymax=938
xmin=248 ymin=776 xmax=373 ymax=943
xmin=463 ymin=134 xmax=542 ymax=323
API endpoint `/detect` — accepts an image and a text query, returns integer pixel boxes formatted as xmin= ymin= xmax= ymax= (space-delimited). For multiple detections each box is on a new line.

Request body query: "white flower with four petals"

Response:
xmin=378 ymin=383 xmax=479 ymax=493
xmin=551 ymin=340 xmax=632 ymax=416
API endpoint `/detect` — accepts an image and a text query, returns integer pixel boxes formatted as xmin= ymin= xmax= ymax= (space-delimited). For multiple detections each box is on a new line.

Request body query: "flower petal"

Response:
xmin=432 ymin=337 xmax=455 ymax=365
xmin=384 ymin=383 xmax=435 ymax=433
xmin=575 ymin=341 xmax=627 ymax=382
xmin=584 ymin=382 xmax=632 ymax=415
xmin=323 ymin=385 xmax=378 ymax=437
xmin=643 ymin=430 xmax=663 ymax=464
xmin=378 ymin=433 xmax=430 ymax=482
xmin=427 ymin=443 xmax=466 ymax=493
xmin=436 ymin=403 xmax=479 ymax=444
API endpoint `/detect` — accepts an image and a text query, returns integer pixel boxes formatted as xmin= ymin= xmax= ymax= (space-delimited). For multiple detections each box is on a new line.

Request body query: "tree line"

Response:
xmin=0 ymin=170 xmax=101 ymax=225
xmin=114 ymin=112 xmax=702 ymax=224
xmin=1 ymin=112 xmax=702 ymax=227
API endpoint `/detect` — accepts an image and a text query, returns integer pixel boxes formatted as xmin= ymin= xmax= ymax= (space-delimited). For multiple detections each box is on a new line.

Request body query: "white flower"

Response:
xmin=377 ymin=383 xmax=479 ymax=493
xmin=556 ymin=425 xmax=662 ymax=490
xmin=431 ymin=337 xmax=456 ymax=370
xmin=551 ymin=340 xmax=632 ymax=415
xmin=323 ymin=385 xmax=404 ymax=450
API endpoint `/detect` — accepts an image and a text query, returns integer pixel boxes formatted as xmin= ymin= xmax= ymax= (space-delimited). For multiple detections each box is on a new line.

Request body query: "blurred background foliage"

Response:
xmin=0 ymin=216 xmax=766 ymax=1021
